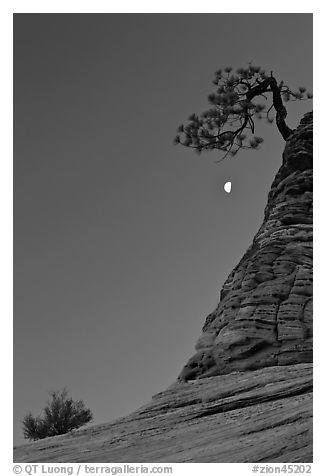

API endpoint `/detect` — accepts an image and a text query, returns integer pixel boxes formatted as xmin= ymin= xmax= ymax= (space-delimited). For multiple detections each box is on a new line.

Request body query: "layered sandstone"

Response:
xmin=14 ymin=363 xmax=312 ymax=463
xmin=179 ymin=112 xmax=313 ymax=382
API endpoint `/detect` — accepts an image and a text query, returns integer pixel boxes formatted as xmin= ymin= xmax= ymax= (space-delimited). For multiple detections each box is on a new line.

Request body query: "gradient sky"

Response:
xmin=14 ymin=13 xmax=312 ymax=445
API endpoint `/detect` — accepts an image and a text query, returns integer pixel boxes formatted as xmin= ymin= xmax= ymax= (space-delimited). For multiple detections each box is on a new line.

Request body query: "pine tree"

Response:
xmin=174 ymin=65 xmax=312 ymax=161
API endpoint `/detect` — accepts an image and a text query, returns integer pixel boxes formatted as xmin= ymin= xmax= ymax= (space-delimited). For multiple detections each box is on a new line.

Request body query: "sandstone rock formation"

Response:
xmin=179 ymin=112 xmax=313 ymax=382
xmin=13 ymin=112 xmax=313 ymax=463
xmin=14 ymin=363 xmax=312 ymax=463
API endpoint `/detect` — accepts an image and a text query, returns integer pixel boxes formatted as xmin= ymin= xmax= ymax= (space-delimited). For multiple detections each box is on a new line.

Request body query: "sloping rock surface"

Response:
xmin=14 ymin=113 xmax=313 ymax=463
xmin=179 ymin=112 xmax=313 ymax=382
xmin=14 ymin=363 xmax=312 ymax=463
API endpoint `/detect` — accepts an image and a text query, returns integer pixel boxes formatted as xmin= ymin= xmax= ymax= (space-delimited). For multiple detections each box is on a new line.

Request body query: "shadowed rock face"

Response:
xmin=179 ymin=112 xmax=313 ymax=382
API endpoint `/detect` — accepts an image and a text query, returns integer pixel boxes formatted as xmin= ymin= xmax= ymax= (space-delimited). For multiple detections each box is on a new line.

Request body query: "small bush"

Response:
xmin=22 ymin=389 xmax=93 ymax=441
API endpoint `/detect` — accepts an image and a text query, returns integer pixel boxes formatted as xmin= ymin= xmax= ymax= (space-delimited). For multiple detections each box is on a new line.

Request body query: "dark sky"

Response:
xmin=14 ymin=13 xmax=312 ymax=445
